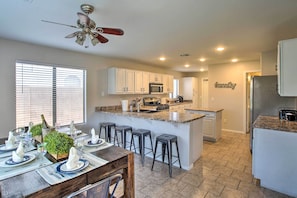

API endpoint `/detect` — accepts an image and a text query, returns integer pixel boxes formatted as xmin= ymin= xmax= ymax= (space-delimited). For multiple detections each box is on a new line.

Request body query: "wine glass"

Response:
xmin=75 ymin=138 xmax=84 ymax=158
xmin=37 ymin=142 xmax=47 ymax=158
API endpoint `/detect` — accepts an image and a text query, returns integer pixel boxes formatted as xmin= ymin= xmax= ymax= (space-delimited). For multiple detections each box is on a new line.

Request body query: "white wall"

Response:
xmin=0 ymin=38 xmax=182 ymax=138
xmin=261 ymin=49 xmax=277 ymax=76
xmin=208 ymin=61 xmax=260 ymax=133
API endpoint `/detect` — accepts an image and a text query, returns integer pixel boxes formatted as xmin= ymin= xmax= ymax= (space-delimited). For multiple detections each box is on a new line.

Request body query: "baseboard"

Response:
xmin=222 ymin=128 xmax=246 ymax=134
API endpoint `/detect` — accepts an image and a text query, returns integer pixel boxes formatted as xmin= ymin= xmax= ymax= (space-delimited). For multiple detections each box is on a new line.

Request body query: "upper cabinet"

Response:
xmin=162 ymin=74 xmax=173 ymax=93
xmin=108 ymin=67 xmax=135 ymax=94
xmin=149 ymin=73 xmax=163 ymax=83
xmin=277 ymin=38 xmax=297 ymax=96
xmin=135 ymin=71 xmax=150 ymax=94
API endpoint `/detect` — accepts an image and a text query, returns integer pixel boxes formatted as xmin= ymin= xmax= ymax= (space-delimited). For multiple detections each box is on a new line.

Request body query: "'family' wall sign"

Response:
xmin=214 ymin=82 xmax=237 ymax=90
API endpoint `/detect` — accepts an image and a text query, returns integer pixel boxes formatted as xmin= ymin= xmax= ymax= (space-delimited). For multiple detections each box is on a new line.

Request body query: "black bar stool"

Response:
xmin=115 ymin=125 xmax=132 ymax=148
xmin=151 ymin=134 xmax=182 ymax=177
xmin=99 ymin=122 xmax=116 ymax=143
xmin=130 ymin=129 xmax=153 ymax=166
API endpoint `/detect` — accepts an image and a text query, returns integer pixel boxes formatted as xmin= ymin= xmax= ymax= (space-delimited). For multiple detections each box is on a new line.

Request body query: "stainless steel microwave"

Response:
xmin=149 ymin=83 xmax=163 ymax=94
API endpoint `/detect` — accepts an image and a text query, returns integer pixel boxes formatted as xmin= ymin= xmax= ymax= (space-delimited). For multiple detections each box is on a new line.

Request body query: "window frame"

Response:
xmin=15 ymin=60 xmax=87 ymax=127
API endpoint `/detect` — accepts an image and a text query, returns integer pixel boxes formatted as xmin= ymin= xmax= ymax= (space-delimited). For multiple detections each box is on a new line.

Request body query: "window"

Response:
xmin=16 ymin=61 xmax=86 ymax=127
xmin=173 ymin=79 xmax=179 ymax=98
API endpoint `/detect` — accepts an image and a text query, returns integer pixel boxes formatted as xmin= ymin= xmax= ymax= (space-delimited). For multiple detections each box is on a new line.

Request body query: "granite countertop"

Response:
xmin=253 ymin=115 xmax=297 ymax=133
xmin=96 ymin=109 xmax=205 ymax=123
xmin=184 ymin=107 xmax=224 ymax=112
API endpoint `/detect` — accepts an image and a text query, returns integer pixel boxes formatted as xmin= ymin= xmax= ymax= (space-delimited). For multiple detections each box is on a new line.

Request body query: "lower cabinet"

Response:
xmin=186 ymin=110 xmax=222 ymax=142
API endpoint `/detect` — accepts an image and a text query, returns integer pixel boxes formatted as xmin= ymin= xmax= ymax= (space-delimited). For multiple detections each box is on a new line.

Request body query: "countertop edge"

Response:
xmin=253 ymin=115 xmax=297 ymax=133
xmin=185 ymin=108 xmax=224 ymax=113
xmin=96 ymin=110 xmax=205 ymax=123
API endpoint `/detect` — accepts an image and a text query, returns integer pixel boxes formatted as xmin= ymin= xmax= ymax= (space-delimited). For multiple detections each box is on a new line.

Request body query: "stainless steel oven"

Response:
xmin=149 ymin=83 xmax=163 ymax=94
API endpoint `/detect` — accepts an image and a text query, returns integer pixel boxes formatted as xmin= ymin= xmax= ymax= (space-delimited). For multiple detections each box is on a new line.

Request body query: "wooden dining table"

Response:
xmin=0 ymin=138 xmax=135 ymax=198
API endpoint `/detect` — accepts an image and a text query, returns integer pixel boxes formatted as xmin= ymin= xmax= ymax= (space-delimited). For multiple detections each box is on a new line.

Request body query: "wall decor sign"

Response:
xmin=214 ymin=82 xmax=237 ymax=90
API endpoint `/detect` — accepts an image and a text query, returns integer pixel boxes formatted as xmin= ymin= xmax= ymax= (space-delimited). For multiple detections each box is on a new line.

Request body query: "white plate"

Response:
xmin=0 ymin=144 xmax=18 ymax=152
xmin=57 ymin=159 xmax=89 ymax=174
xmin=84 ymin=139 xmax=105 ymax=147
xmin=0 ymin=153 xmax=36 ymax=167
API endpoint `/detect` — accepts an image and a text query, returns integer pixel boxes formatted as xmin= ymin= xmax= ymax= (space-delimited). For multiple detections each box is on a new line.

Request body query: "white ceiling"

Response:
xmin=1 ymin=0 xmax=297 ymax=72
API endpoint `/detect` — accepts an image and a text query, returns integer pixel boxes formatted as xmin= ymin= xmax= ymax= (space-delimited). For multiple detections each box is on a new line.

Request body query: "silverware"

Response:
xmin=47 ymin=170 xmax=61 ymax=179
xmin=55 ymin=171 xmax=64 ymax=177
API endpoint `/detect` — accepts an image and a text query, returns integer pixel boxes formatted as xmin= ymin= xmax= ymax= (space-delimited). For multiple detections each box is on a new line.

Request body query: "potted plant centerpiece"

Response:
xmin=29 ymin=123 xmax=43 ymax=142
xmin=43 ymin=131 xmax=74 ymax=160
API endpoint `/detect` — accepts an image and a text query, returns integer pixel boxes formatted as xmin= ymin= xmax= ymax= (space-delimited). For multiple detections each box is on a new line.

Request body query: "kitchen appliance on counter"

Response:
xmin=177 ymin=95 xmax=184 ymax=102
xmin=149 ymin=83 xmax=163 ymax=94
xmin=141 ymin=97 xmax=169 ymax=112
xmin=250 ymin=75 xmax=296 ymax=153
xmin=279 ymin=109 xmax=297 ymax=121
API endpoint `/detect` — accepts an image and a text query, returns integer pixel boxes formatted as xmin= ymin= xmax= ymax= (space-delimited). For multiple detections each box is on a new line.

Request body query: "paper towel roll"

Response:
xmin=121 ymin=100 xmax=128 ymax=112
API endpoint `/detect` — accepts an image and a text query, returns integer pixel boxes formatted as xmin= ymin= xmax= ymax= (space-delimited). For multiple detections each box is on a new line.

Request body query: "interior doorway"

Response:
xmin=245 ymin=71 xmax=261 ymax=133
xmin=202 ymin=78 xmax=208 ymax=108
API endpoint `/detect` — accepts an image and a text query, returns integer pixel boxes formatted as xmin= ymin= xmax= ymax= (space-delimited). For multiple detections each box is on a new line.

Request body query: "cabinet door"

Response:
xmin=168 ymin=75 xmax=173 ymax=92
xmin=203 ymin=117 xmax=215 ymax=138
xmin=142 ymin=72 xmax=150 ymax=94
xmin=134 ymin=71 xmax=143 ymax=93
xmin=115 ymin=68 xmax=126 ymax=93
xmin=125 ymin=69 xmax=135 ymax=94
xmin=278 ymin=38 xmax=297 ymax=96
xmin=149 ymin=73 xmax=162 ymax=83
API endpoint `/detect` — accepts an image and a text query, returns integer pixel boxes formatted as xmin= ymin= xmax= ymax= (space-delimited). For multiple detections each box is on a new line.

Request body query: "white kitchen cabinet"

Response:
xmin=185 ymin=109 xmax=222 ymax=142
xmin=277 ymin=38 xmax=297 ymax=96
xmin=149 ymin=73 xmax=163 ymax=83
xmin=108 ymin=67 xmax=135 ymax=94
xmin=253 ymin=127 xmax=297 ymax=197
xmin=135 ymin=71 xmax=149 ymax=94
xmin=182 ymin=77 xmax=198 ymax=106
xmin=162 ymin=74 xmax=173 ymax=93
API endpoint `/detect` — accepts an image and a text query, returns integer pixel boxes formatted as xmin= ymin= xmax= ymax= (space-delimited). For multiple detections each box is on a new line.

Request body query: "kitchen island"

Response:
xmin=252 ymin=115 xmax=297 ymax=197
xmin=185 ymin=107 xmax=223 ymax=142
xmin=95 ymin=108 xmax=205 ymax=170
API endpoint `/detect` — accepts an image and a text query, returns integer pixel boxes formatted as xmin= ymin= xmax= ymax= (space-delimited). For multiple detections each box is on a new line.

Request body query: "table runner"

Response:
xmin=37 ymin=152 xmax=108 ymax=185
xmin=0 ymin=150 xmax=53 ymax=181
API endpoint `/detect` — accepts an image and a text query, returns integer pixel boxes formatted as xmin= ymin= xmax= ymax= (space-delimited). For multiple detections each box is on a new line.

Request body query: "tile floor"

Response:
xmin=117 ymin=131 xmax=293 ymax=198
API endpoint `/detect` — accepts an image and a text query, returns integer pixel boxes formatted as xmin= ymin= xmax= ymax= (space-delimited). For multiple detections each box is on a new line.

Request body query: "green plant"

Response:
xmin=30 ymin=124 xmax=42 ymax=136
xmin=43 ymin=131 xmax=74 ymax=154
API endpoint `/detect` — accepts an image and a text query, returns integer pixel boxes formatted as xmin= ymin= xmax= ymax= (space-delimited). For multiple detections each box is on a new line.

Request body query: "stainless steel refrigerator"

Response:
xmin=249 ymin=75 xmax=296 ymax=152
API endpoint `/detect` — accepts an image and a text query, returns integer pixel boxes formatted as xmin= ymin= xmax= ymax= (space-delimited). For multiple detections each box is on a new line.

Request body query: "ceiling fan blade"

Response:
xmin=94 ymin=33 xmax=109 ymax=43
xmin=77 ymin=12 xmax=90 ymax=25
xmin=95 ymin=27 xmax=124 ymax=35
xmin=41 ymin=20 xmax=78 ymax=29
xmin=65 ymin=31 xmax=81 ymax=38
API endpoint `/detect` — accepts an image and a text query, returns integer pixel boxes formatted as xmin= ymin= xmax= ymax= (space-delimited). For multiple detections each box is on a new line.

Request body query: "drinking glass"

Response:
xmin=37 ymin=142 xmax=48 ymax=156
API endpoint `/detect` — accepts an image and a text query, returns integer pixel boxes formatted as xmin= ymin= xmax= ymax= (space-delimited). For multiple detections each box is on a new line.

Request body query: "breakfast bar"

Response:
xmin=96 ymin=108 xmax=205 ymax=170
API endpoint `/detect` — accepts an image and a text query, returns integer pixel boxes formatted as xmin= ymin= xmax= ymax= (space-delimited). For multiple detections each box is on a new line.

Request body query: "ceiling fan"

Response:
xmin=42 ymin=4 xmax=124 ymax=48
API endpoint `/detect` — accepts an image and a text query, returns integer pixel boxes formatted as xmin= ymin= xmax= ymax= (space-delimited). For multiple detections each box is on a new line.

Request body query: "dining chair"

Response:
xmin=64 ymin=173 xmax=122 ymax=198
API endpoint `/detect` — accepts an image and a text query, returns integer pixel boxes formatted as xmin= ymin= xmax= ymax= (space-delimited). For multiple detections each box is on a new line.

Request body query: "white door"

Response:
xmin=202 ymin=78 xmax=208 ymax=108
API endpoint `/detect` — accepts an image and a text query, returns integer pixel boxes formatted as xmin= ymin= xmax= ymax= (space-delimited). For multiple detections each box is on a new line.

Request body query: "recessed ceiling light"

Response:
xmin=199 ymin=58 xmax=206 ymax=62
xmin=200 ymin=68 xmax=204 ymax=72
xmin=184 ymin=64 xmax=190 ymax=68
xmin=231 ymin=58 xmax=238 ymax=62
xmin=159 ymin=57 xmax=166 ymax=61
xmin=216 ymin=47 xmax=225 ymax=51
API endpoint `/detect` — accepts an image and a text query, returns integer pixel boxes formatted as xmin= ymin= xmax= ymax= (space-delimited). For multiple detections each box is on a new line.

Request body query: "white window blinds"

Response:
xmin=16 ymin=62 xmax=86 ymax=127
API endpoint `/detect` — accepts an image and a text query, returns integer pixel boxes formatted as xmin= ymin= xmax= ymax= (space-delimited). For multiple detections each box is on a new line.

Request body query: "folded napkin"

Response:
xmin=5 ymin=131 xmax=16 ymax=149
xmin=91 ymin=128 xmax=99 ymax=144
xmin=12 ymin=141 xmax=24 ymax=162
xmin=66 ymin=147 xmax=80 ymax=170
